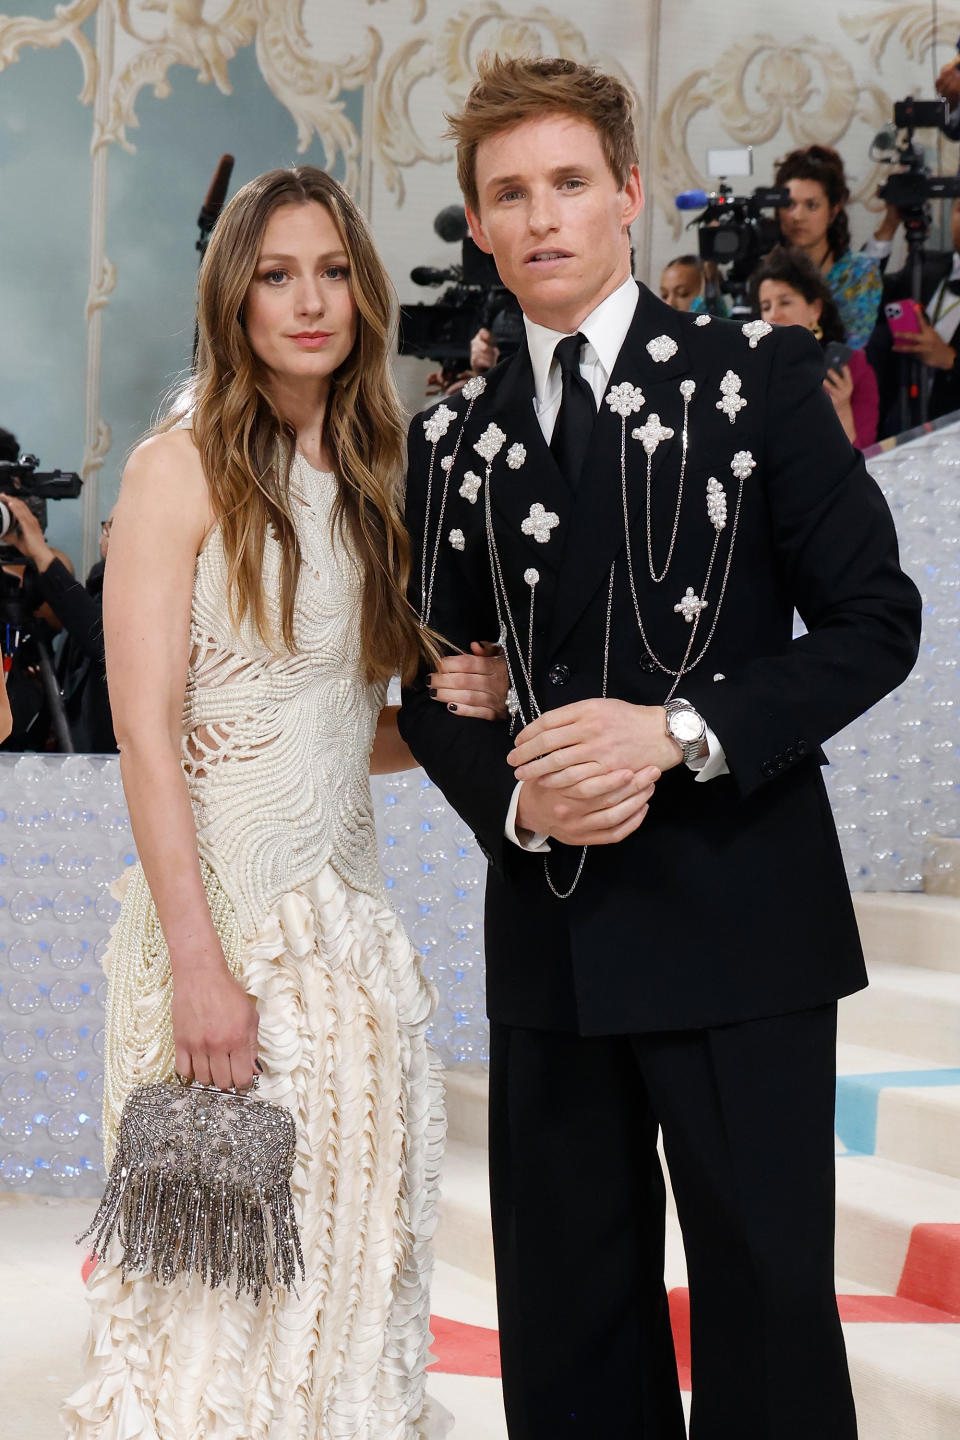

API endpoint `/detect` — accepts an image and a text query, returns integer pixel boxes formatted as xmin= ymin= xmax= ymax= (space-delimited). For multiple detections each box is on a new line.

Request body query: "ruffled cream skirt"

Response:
xmin=62 ymin=864 xmax=451 ymax=1440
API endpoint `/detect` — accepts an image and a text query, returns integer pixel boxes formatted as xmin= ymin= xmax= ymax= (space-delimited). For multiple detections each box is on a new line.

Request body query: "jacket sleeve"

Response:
xmin=397 ymin=418 xmax=519 ymax=872
xmin=35 ymin=559 xmax=106 ymax=667
xmin=681 ymin=324 xmax=921 ymax=799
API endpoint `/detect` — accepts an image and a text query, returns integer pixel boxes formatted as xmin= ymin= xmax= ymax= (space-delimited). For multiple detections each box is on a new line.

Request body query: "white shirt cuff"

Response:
xmin=862 ymin=237 xmax=894 ymax=259
xmin=504 ymin=780 xmax=551 ymax=851
xmin=687 ymin=724 xmax=729 ymax=783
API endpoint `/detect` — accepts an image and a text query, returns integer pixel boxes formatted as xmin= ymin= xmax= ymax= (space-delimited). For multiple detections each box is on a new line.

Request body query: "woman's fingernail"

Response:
xmin=428 ymin=687 xmax=437 ymax=697
xmin=448 ymin=703 xmax=458 ymax=712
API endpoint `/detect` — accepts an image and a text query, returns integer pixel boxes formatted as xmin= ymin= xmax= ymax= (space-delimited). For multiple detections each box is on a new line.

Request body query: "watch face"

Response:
xmin=672 ymin=711 xmax=702 ymax=743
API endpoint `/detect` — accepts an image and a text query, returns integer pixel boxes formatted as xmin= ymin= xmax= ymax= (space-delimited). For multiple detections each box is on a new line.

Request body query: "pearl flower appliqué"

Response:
xmin=680 ymin=379 xmax=697 ymax=401
xmin=506 ymin=687 xmax=520 ymax=718
xmin=440 ymin=455 xmax=454 ymax=472
xmin=632 ymin=413 xmax=675 ymax=457
xmin=742 ymin=320 xmax=772 ymax=349
xmin=459 ymin=471 xmax=482 ymax=504
xmin=731 ymin=450 xmax=757 ymax=481
xmin=675 ymin=586 xmax=708 ymax=623
xmin=423 ymin=403 xmax=457 ymax=443
xmin=474 ymin=423 xmax=506 ymax=463
xmin=461 ymin=374 xmax=487 ymax=401
xmin=695 ymin=314 xmax=712 ymax=327
xmin=646 ymin=334 xmax=679 ymax=364
xmin=524 ymin=568 xmax=540 ymax=587
xmin=605 ymin=382 xmax=646 ymax=417
xmin=706 ymin=476 xmax=727 ymax=531
xmin=448 ymin=528 xmax=465 ymax=551
xmin=521 ymin=503 xmax=560 ymax=544
xmin=716 ymin=370 xmax=747 ymax=424
xmin=506 ymin=443 xmax=527 ymax=470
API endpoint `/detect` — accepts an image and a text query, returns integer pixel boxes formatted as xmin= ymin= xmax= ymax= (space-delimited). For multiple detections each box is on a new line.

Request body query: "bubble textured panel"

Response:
xmin=0 ymin=419 xmax=956 ymax=1195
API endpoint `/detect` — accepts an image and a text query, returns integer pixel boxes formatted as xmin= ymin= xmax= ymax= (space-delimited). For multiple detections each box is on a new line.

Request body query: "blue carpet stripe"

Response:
xmin=835 ymin=1070 xmax=960 ymax=1155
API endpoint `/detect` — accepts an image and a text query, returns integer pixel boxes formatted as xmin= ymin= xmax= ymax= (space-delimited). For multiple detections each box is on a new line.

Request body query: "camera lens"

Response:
xmin=0 ymin=500 xmax=13 ymax=538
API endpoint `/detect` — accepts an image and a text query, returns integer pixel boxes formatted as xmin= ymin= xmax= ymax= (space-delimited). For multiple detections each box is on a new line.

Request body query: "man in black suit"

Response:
xmin=869 ymin=198 xmax=960 ymax=436
xmin=399 ymin=56 xmax=921 ymax=1439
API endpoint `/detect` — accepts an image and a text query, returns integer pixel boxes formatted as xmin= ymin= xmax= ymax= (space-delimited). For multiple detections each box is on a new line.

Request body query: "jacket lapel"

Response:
xmin=547 ymin=290 xmax=693 ymax=655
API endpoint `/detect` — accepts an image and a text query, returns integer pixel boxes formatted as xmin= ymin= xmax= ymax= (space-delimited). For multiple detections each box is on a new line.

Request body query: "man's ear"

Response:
xmin=466 ymin=204 xmax=493 ymax=255
xmin=622 ymin=165 xmax=644 ymax=229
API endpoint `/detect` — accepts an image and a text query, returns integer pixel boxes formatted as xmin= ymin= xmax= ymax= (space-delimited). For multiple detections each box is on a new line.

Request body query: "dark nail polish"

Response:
xmin=428 ymin=687 xmax=437 ymax=697
xmin=448 ymin=703 xmax=458 ymax=712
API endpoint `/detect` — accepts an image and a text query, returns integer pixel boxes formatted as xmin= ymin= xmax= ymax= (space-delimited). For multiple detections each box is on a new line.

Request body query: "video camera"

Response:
xmin=675 ymin=149 xmax=787 ymax=318
xmin=874 ymin=97 xmax=960 ymax=239
xmin=398 ymin=205 xmax=524 ymax=371
xmin=0 ymin=454 xmax=82 ymax=566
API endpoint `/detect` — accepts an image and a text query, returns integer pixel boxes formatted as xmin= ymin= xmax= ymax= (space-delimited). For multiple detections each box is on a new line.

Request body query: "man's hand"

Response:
xmin=873 ymin=201 xmax=902 ymax=244
xmin=515 ymin=767 xmax=659 ymax=847
xmin=936 ymin=58 xmax=960 ymax=109
xmin=893 ymin=313 xmax=956 ymax=371
xmin=509 ymin=698 xmax=683 ymax=789
xmin=0 ymin=494 xmax=54 ymax=569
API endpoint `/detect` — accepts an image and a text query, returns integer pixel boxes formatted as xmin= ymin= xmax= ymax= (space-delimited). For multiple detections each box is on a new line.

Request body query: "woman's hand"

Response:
xmin=430 ymin=641 xmax=510 ymax=719
xmin=823 ymin=362 xmax=856 ymax=441
xmin=172 ymin=955 xmax=260 ymax=1092
xmin=893 ymin=313 xmax=957 ymax=370
xmin=0 ymin=493 xmax=55 ymax=570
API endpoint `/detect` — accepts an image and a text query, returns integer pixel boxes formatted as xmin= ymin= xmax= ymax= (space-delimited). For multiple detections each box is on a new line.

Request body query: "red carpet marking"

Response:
xmin=668 ymin=1288 xmax=692 ymax=1390
xmin=897 ymin=1224 xmax=960 ymax=1316
xmin=839 ymin=1292 xmax=960 ymax=1324
xmin=81 ymin=1252 xmax=99 ymax=1284
xmin=428 ymin=1315 xmax=502 ymax=1377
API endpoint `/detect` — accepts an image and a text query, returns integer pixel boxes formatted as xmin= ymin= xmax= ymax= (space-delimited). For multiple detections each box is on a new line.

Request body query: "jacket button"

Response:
xmin=638 ymin=653 xmax=657 ymax=674
xmin=796 ymin=739 xmax=809 ymax=756
xmin=548 ymin=663 xmax=571 ymax=686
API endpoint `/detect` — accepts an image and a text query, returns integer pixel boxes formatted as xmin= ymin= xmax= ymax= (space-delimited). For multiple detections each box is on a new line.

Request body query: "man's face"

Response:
xmin=466 ymin=113 xmax=642 ymax=333
xmin=951 ymin=199 xmax=960 ymax=256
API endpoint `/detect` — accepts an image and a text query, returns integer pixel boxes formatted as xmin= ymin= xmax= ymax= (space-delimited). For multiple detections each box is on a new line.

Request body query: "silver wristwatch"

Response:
xmin=664 ymin=697 xmax=707 ymax=764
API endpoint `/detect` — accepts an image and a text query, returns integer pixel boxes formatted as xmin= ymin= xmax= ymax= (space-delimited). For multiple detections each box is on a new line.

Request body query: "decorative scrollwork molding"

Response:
xmin=0 ymin=0 xmax=99 ymax=102
xmin=653 ymin=33 xmax=891 ymax=240
xmin=840 ymin=3 xmax=960 ymax=69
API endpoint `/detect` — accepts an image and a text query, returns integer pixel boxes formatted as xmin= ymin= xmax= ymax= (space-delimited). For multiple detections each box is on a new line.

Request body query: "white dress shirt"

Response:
xmin=505 ymin=276 xmax=727 ymax=852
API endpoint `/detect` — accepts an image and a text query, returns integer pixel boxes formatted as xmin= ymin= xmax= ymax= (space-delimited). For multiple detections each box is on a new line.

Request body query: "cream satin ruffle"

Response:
xmin=62 ymin=865 xmax=452 ymax=1440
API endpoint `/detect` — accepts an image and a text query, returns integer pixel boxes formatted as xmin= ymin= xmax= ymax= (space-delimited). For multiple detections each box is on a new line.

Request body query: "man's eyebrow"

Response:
xmin=483 ymin=164 xmax=593 ymax=191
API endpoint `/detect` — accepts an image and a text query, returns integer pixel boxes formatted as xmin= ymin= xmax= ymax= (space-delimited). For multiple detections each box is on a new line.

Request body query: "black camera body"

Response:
xmin=877 ymin=96 xmax=960 ymax=228
xmin=399 ymin=229 xmax=524 ymax=370
xmin=0 ymin=455 xmax=82 ymax=566
xmin=680 ymin=183 xmax=789 ymax=317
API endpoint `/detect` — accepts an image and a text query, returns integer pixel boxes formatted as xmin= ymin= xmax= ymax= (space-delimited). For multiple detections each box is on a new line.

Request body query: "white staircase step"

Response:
xmin=853 ymin=892 xmax=960 ymax=974
xmin=923 ymin=836 xmax=960 ymax=899
xmin=835 ymin=1154 xmax=960 ymax=1301
xmin=875 ymin=1083 xmax=960 ymax=1180
xmin=444 ymin=1066 xmax=488 ymax=1148
xmin=436 ymin=1138 xmax=494 ymax=1281
xmin=837 ymin=960 xmax=960 ymax=1064
xmin=844 ymin=1320 xmax=960 ymax=1440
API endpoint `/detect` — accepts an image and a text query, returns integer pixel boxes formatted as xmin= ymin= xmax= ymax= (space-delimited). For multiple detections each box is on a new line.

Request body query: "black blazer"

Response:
xmin=399 ymin=288 xmax=921 ymax=1035
xmin=868 ymin=249 xmax=960 ymax=436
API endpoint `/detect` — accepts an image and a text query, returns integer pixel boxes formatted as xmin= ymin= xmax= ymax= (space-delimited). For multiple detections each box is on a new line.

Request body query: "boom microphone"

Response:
xmin=410 ymin=265 xmax=458 ymax=287
xmin=433 ymin=205 xmax=469 ymax=243
xmin=675 ymin=189 xmax=710 ymax=210
xmin=198 ymin=154 xmax=235 ymax=234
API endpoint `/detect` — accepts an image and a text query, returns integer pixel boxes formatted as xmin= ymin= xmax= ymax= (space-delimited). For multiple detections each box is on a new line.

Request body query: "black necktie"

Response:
xmin=549 ymin=333 xmax=596 ymax=489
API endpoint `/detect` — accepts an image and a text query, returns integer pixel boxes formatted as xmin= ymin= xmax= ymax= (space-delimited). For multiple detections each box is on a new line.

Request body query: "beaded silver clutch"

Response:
xmin=78 ymin=1078 xmax=304 ymax=1304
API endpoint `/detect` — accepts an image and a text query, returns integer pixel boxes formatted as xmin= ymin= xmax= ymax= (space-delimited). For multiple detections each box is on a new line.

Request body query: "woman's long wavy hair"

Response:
xmin=161 ymin=166 xmax=424 ymax=684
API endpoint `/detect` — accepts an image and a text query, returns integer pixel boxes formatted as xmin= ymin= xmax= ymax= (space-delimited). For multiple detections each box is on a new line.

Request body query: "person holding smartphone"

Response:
xmin=753 ymin=246 xmax=879 ymax=448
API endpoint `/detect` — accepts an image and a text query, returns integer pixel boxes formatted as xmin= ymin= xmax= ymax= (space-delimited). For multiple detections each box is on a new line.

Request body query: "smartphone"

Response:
xmin=823 ymin=340 xmax=853 ymax=374
xmin=885 ymin=299 xmax=924 ymax=336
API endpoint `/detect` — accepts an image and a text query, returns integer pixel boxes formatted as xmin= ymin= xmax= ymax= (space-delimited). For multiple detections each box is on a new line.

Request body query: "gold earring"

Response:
xmin=810 ymin=320 xmax=823 ymax=341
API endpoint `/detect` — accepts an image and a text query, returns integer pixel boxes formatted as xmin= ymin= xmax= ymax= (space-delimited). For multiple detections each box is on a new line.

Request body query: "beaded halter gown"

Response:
xmin=62 ymin=453 xmax=449 ymax=1440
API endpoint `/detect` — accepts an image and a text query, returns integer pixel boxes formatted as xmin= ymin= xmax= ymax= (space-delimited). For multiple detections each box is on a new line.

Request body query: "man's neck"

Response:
xmin=520 ymin=263 xmax=634 ymax=335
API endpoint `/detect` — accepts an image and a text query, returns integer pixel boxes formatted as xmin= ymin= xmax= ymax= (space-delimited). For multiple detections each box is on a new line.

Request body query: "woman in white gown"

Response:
xmin=62 ymin=166 xmax=505 ymax=1440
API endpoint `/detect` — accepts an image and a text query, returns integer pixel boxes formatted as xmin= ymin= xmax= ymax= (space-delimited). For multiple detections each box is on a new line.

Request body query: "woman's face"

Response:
xmin=758 ymin=278 xmax=822 ymax=331
xmin=659 ymin=262 xmax=701 ymax=311
xmin=778 ymin=178 xmax=837 ymax=253
xmin=243 ymin=201 xmax=358 ymax=386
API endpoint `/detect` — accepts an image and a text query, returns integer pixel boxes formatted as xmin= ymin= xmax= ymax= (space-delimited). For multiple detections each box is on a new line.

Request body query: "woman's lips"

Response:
xmin=290 ymin=333 xmax=332 ymax=348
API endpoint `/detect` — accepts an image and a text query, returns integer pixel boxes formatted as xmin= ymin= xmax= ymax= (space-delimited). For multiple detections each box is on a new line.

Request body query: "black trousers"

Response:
xmin=488 ymin=1005 xmax=857 ymax=1440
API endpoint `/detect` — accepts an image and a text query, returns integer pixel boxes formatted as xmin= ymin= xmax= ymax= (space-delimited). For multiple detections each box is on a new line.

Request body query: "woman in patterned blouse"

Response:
xmin=775 ymin=145 xmax=882 ymax=350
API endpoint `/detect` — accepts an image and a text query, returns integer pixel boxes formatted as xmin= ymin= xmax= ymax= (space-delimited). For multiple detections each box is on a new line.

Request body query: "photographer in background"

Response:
xmin=0 ymin=488 xmax=116 ymax=752
xmin=775 ymin=145 xmax=883 ymax=349
xmin=867 ymin=197 xmax=960 ymax=437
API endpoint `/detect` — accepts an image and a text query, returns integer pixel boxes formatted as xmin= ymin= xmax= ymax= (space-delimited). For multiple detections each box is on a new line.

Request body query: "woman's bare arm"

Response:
xmin=105 ymin=429 xmax=259 ymax=1091
xmin=370 ymin=644 xmax=509 ymax=774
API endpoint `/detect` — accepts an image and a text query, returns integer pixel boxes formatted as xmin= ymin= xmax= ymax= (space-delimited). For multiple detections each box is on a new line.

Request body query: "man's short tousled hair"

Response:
xmin=446 ymin=54 xmax=640 ymax=213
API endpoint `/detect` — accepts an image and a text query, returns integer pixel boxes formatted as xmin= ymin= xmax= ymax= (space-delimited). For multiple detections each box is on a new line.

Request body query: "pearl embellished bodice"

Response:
xmin=181 ymin=454 xmax=386 ymax=938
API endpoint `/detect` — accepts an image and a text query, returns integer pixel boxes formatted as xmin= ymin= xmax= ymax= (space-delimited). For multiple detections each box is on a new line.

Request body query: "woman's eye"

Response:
xmin=324 ymin=266 xmax=349 ymax=281
xmin=262 ymin=269 xmax=287 ymax=284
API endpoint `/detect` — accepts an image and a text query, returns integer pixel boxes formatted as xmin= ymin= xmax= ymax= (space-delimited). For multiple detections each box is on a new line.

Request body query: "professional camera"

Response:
xmin=0 ymin=453 xmax=82 ymax=565
xmin=675 ymin=149 xmax=787 ymax=318
xmin=398 ymin=205 xmax=524 ymax=371
xmin=874 ymin=97 xmax=960 ymax=234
